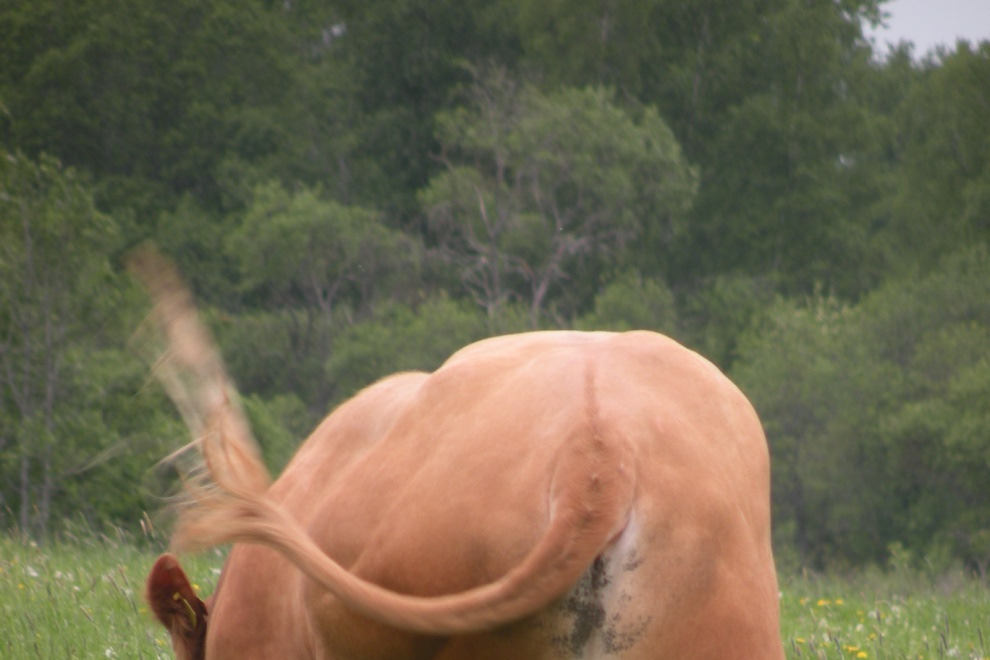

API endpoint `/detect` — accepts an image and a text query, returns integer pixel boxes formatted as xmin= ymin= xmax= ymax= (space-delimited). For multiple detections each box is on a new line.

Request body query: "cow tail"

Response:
xmin=131 ymin=246 xmax=636 ymax=634
xmin=129 ymin=246 xmax=272 ymax=549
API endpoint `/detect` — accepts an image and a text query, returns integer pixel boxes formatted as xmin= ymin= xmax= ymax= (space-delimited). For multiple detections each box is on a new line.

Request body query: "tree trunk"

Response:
xmin=18 ymin=455 xmax=30 ymax=532
xmin=40 ymin=449 xmax=53 ymax=538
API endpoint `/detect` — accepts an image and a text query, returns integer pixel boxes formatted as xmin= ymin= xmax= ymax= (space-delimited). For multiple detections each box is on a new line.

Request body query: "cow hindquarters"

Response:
xmin=435 ymin=505 xmax=782 ymax=660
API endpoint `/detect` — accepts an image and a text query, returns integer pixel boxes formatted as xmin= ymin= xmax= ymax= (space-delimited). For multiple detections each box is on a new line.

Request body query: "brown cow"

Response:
xmin=137 ymin=255 xmax=783 ymax=659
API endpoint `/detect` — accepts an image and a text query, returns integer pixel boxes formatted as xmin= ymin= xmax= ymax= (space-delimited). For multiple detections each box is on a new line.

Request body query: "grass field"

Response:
xmin=0 ymin=532 xmax=223 ymax=659
xmin=1 ymin=534 xmax=987 ymax=659
xmin=779 ymin=570 xmax=989 ymax=659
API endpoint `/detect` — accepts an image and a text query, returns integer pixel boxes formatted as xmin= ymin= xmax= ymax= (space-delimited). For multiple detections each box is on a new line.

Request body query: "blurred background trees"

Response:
xmin=1 ymin=0 xmax=988 ymax=571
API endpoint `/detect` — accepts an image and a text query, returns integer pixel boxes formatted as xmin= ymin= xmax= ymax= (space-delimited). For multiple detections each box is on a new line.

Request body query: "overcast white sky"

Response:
xmin=865 ymin=0 xmax=990 ymax=56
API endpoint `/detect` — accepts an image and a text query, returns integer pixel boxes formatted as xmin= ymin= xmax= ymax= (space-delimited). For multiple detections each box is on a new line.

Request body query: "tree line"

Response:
xmin=1 ymin=0 xmax=988 ymax=572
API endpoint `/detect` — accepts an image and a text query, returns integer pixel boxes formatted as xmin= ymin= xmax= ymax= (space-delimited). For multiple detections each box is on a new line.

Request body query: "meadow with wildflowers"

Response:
xmin=1 ymin=533 xmax=987 ymax=659
xmin=781 ymin=571 xmax=989 ymax=660
xmin=0 ymin=533 xmax=222 ymax=659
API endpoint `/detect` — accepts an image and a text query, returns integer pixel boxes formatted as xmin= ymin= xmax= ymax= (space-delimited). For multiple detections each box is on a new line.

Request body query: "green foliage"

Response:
xmin=0 ymin=150 xmax=138 ymax=535
xmin=734 ymin=295 xmax=874 ymax=566
xmin=214 ymin=182 xmax=424 ymax=412
xmin=423 ymin=72 xmax=696 ymax=325
xmin=46 ymin=347 xmax=184 ymax=529
xmin=327 ymin=0 xmax=521 ymax=216
xmin=153 ymin=196 xmax=241 ymax=307
xmin=679 ymin=273 xmax=778 ymax=368
xmin=0 ymin=0 xmax=357 ymax=214
xmin=576 ymin=271 xmax=678 ymax=335
xmin=863 ymin=248 xmax=990 ymax=573
xmin=212 ymin=307 xmax=336 ymax=410
xmin=242 ymin=393 xmax=313 ymax=476
xmin=514 ymin=0 xmax=887 ymax=296
xmin=734 ymin=245 xmax=990 ymax=570
xmin=230 ymin=182 xmax=419 ymax=319
xmin=880 ymin=43 xmax=990 ymax=273
xmin=325 ymin=295 xmax=501 ymax=402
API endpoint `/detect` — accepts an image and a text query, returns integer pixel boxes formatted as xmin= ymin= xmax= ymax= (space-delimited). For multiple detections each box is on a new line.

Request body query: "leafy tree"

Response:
xmin=0 ymin=151 xmax=125 ymax=535
xmin=576 ymin=271 xmax=678 ymax=335
xmin=678 ymin=0 xmax=886 ymax=294
xmin=859 ymin=246 xmax=990 ymax=569
xmin=230 ymin=181 xmax=420 ymax=322
xmin=514 ymin=0 xmax=887 ymax=296
xmin=242 ymin=392 xmax=314 ymax=476
xmin=150 ymin=195 xmax=243 ymax=309
xmin=325 ymin=295 xmax=500 ymax=402
xmin=51 ymin=346 xmax=184 ymax=530
xmin=211 ymin=308 xmax=325 ymax=408
xmin=733 ymin=244 xmax=990 ymax=569
xmin=328 ymin=0 xmax=522 ymax=218
xmin=421 ymin=71 xmax=696 ymax=326
xmin=216 ymin=182 xmax=420 ymax=410
xmin=733 ymin=296 xmax=875 ymax=567
xmin=0 ymin=0 xmax=355 ymax=214
xmin=879 ymin=42 xmax=990 ymax=273
xmin=678 ymin=273 xmax=777 ymax=368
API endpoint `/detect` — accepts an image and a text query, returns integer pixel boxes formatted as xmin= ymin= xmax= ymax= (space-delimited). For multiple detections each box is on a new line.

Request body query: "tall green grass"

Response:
xmin=1 ymin=533 xmax=987 ymax=658
xmin=0 ymin=532 xmax=222 ymax=659
xmin=781 ymin=568 xmax=989 ymax=660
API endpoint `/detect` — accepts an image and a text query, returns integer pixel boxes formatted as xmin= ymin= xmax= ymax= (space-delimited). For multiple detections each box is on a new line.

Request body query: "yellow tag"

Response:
xmin=172 ymin=591 xmax=198 ymax=630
